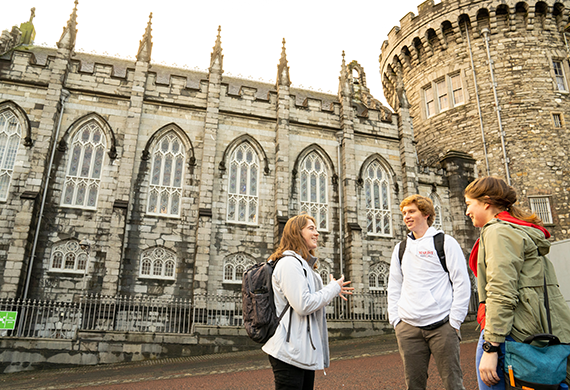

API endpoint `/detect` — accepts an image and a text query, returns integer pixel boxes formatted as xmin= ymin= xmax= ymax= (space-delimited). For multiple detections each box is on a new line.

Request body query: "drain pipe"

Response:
xmin=22 ymin=89 xmax=70 ymax=301
xmin=337 ymin=140 xmax=344 ymax=276
xmin=465 ymin=22 xmax=490 ymax=176
xmin=481 ymin=28 xmax=511 ymax=185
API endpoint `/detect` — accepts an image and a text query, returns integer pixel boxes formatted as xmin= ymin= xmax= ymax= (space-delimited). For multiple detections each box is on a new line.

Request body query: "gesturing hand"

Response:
xmin=330 ymin=274 xmax=354 ymax=301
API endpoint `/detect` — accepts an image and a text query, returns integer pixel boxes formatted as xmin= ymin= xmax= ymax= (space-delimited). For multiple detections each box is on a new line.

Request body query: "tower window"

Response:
xmin=553 ymin=60 xmax=568 ymax=92
xmin=529 ymin=196 xmax=553 ymax=225
xmin=553 ymin=113 xmax=563 ymax=128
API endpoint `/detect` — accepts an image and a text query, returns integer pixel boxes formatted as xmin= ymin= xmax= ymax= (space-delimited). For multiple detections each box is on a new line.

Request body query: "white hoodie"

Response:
xmin=387 ymin=227 xmax=471 ymax=330
xmin=262 ymin=250 xmax=341 ymax=370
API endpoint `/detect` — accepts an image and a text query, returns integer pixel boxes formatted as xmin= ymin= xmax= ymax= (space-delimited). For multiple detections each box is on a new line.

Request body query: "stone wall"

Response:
xmin=0 ymin=321 xmax=393 ymax=373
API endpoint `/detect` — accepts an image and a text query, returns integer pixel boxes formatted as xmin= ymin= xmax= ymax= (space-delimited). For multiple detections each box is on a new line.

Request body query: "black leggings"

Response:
xmin=268 ymin=355 xmax=316 ymax=390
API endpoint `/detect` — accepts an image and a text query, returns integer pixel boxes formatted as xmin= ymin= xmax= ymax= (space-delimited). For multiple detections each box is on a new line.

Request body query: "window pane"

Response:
xmin=92 ymin=147 xmax=104 ymax=179
xmin=374 ymin=182 xmax=380 ymax=209
xmin=239 ymin=164 xmax=248 ymax=195
xmin=224 ymin=264 xmax=233 ymax=280
xmin=77 ymin=253 xmax=87 ymax=270
xmin=319 ymin=175 xmax=326 ymax=203
xmin=151 ymin=155 xmax=162 ymax=185
xmin=75 ymin=183 xmax=86 ymax=206
xmin=52 ymin=252 xmax=63 ymax=269
xmin=162 ymin=155 xmax=173 ymax=186
xmin=2 ymin=135 xmax=19 ymax=170
xmin=80 ymin=145 xmax=93 ymax=177
xmin=87 ymin=185 xmax=98 ymax=207
xmin=165 ymin=261 xmax=174 ymax=277
xmin=63 ymin=182 xmax=75 ymax=205
xmin=69 ymin=144 xmax=82 ymax=176
xmin=250 ymin=165 xmax=257 ymax=196
xmin=382 ymin=182 xmax=388 ymax=209
xmin=152 ymin=260 xmax=162 ymax=276
xmin=310 ymin=173 xmax=317 ymax=202
xmin=171 ymin=192 xmax=180 ymax=215
xmin=229 ymin=163 xmax=237 ymax=194
xmin=0 ymin=174 xmax=8 ymax=200
xmin=173 ymin=157 xmax=183 ymax=187
xmin=141 ymin=259 xmax=151 ymax=275
xmin=148 ymin=190 xmax=158 ymax=213
xmin=160 ymin=192 xmax=169 ymax=214
xmin=238 ymin=198 xmax=246 ymax=222
xmin=367 ymin=213 xmax=373 ymax=233
xmin=228 ymin=198 xmax=236 ymax=220
xmin=301 ymin=172 xmax=307 ymax=202
xmin=248 ymin=200 xmax=257 ymax=223
xmin=64 ymin=253 xmax=76 ymax=269
xmin=365 ymin=181 xmax=372 ymax=208
xmin=437 ymin=80 xmax=448 ymax=110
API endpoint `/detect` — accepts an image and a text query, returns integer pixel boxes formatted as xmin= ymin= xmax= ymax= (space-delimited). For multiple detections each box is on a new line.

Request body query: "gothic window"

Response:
xmin=0 ymin=110 xmax=22 ymax=201
xmin=299 ymin=152 xmax=328 ymax=230
xmin=430 ymin=193 xmax=443 ymax=231
xmin=223 ymin=253 xmax=255 ymax=284
xmin=364 ymin=160 xmax=392 ymax=236
xmin=369 ymin=262 xmax=389 ymax=291
xmin=553 ymin=60 xmax=568 ymax=92
xmin=147 ymin=132 xmax=185 ymax=217
xmin=139 ymin=247 xmax=176 ymax=280
xmin=529 ymin=196 xmax=553 ymax=225
xmin=227 ymin=142 xmax=259 ymax=224
xmin=61 ymin=121 xmax=106 ymax=209
xmin=436 ymin=79 xmax=449 ymax=111
xmin=49 ymin=240 xmax=89 ymax=273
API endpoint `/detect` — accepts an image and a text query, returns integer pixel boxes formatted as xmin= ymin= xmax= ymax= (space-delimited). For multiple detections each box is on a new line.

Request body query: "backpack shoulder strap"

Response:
xmin=433 ymin=232 xmax=448 ymax=273
xmin=398 ymin=239 xmax=407 ymax=266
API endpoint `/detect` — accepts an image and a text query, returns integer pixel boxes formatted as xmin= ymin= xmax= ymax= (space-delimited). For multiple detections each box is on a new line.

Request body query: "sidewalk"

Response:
xmin=0 ymin=321 xmax=481 ymax=389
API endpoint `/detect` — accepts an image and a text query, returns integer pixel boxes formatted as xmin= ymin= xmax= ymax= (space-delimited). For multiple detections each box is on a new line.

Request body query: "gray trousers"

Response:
xmin=395 ymin=320 xmax=465 ymax=390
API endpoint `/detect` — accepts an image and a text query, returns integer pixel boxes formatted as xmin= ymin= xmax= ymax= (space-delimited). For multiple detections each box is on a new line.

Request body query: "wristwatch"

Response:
xmin=482 ymin=341 xmax=500 ymax=353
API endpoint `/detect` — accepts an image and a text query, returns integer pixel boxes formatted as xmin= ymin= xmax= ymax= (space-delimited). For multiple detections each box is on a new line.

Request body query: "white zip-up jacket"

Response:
xmin=387 ymin=227 xmax=471 ymax=330
xmin=262 ymin=250 xmax=341 ymax=370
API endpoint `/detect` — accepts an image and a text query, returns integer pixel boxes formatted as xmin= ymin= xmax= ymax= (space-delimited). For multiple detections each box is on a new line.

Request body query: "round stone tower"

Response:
xmin=380 ymin=0 xmax=570 ymax=239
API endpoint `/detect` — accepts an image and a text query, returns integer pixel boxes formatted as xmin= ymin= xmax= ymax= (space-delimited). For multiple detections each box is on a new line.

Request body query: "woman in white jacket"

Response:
xmin=262 ymin=214 xmax=353 ymax=390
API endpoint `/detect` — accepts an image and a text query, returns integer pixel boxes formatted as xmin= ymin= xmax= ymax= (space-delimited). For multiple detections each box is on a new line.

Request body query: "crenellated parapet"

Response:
xmin=380 ymin=0 xmax=569 ymax=111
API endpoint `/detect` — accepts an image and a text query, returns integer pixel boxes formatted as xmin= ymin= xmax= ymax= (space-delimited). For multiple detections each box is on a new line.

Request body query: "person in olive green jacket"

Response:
xmin=464 ymin=176 xmax=570 ymax=389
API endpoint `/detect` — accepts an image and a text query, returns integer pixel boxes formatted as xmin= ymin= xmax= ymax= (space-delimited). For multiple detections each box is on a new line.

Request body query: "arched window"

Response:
xmin=227 ymin=142 xmax=259 ymax=224
xmin=223 ymin=253 xmax=255 ymax=284
xmin=61 ymin=121 xmax=106 ymax=209
xmin=364 ymin=160 xmax=391 ymax=236
xmin=49 ymin=240 xmax=89 ymax=273
xmin=139 ymin=247 xmax=177 ymax=280
xmin=369 ymin=262 xmax=389 ymax=291
xmin=430 ymin=193 xmax=443 ymax=231
xmin=147 ymin=132 xmax=185 ymax=217
xmin=0 ymin=110 xmax=22 ymax=201
xmin=300 ymin=152 xmax=328 ymax=230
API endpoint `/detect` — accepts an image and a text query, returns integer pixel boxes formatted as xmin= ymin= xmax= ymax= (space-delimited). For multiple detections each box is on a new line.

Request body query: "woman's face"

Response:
xmin=465 ymin=196 xmax=493 ymax=228
xmin=301 ymin=219 xmax=319 ymax=251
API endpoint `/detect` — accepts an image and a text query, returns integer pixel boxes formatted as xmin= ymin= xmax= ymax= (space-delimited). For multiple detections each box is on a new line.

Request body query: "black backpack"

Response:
xmin=398 ymin=232 xmax=448 ymax=273
xmin=242 ymin=258 xmax=304 ymax=344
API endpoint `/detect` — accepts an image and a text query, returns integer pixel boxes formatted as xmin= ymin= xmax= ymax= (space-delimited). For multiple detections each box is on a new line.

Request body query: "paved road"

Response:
xmin=1 ymin=321 xmax=481 ymax=390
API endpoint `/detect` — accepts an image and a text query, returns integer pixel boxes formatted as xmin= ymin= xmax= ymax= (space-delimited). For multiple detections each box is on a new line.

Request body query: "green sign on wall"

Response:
xmin=0 ymin=311 xmax=17 ymax=330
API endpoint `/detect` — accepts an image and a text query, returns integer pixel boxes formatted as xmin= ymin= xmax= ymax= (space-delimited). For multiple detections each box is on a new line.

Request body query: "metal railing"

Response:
xmin=1 ymin=290 xmax=479 ymax=340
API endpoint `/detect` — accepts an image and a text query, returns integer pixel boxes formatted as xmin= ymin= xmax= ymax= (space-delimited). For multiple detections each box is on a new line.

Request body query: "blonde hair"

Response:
xmin=400 ymin=194 xmax=435 ymax=227
xmin=268 ymin=214 xmax=316 ymax=262
xmin=464 ymin=176 xmax=543 ymax=225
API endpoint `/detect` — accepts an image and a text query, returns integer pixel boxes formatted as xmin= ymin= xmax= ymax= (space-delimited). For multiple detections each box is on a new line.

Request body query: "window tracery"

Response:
xmin=227 ymin=142 xmax=259 ymax=224
xmin=0 ymin=110 xmax=22 ymax=201
xmin=300 ymin=152 xmax=328 ymax=230
xmin=139 ymin=247 xmax=176 ymax=280
xmin=364 ymin=160 xmax=391 ymax=236
xmin=61 ymin=121 xmax=106 ymax=209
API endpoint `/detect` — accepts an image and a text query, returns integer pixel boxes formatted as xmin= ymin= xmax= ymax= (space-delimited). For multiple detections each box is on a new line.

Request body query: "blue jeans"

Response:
xmin=476 ymin=330 xmax=512 ymax=390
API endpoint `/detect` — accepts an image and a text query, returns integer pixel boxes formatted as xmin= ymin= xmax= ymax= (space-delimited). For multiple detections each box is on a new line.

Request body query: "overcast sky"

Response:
xmin=3 ymin=0 xmax=425 ymax=107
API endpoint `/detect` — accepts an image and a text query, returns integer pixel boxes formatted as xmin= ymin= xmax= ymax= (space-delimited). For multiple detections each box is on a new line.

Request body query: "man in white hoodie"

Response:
xmin=388 ymin=194 xmax=471 ymax=390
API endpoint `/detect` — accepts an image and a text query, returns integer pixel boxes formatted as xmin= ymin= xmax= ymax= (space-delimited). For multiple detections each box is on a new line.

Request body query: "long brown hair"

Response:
xmin=464 ymin=176 xmax=543 ymax=225
xmin=268 ymin=214 xmax=316 ymax=262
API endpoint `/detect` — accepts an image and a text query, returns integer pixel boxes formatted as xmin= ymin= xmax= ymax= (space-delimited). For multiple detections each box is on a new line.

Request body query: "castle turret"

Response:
xmin=379 ymin=0 xmax=570 ymax=240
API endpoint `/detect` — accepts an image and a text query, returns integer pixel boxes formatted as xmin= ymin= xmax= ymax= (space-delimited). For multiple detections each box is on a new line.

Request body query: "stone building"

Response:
xmin=380 ymin=0 xmax=570 ymax=240
xmin=0 ymin=3 xmax=468 ymax=303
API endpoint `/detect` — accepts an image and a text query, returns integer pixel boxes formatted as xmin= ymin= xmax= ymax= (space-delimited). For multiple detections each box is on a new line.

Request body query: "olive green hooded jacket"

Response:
xmin=477 ymin=219 xmax=570 ymax=344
